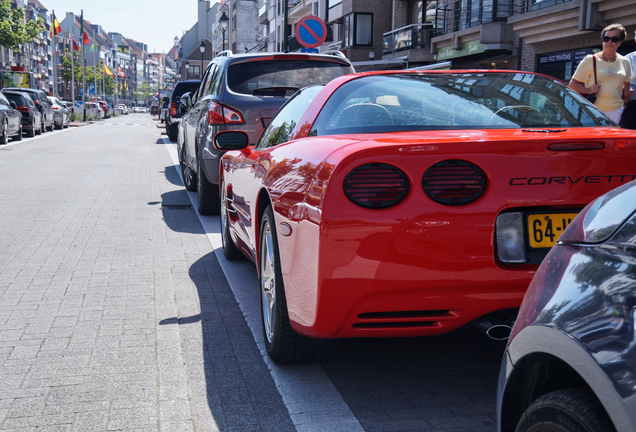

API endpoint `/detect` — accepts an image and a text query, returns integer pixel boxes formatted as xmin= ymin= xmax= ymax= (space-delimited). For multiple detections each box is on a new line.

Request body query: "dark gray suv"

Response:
xmin=178 ymin=50 xmax=354 ymax=215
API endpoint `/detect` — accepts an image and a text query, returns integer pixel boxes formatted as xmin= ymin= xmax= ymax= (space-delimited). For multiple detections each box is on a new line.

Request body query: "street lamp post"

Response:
xmin=199 ymin=41 xmax=205 ymax=78
xmin=219 ymin=12 xmax=229 ymax=52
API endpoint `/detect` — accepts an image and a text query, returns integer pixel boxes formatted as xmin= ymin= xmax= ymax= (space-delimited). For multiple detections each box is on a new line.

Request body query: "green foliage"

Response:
xmin=134 ymin=81 xmax=157 ymax=103
xmin=0 ymin=0 xmax=46 ymax=51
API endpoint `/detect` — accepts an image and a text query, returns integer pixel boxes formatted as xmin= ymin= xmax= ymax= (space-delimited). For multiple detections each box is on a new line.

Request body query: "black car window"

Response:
xmin=172 ymin=82 xmax=200 ymax=100
xmin=227 ymin=60 xmax=352 ymax=96
xmin=257 ymin=86 xmax=324 ymax=150
xmin=4 ymin=94 xmax=25 ymax=106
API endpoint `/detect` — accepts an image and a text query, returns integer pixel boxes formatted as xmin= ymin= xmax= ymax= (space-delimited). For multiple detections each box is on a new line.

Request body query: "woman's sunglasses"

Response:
xmin=602 ymin=36 xmax=621 ymax=43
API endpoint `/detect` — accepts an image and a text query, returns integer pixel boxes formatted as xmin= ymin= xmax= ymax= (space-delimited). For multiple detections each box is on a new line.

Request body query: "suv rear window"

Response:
xmin=4 ymin=94 xmax=25 ymax=106
xmin=228 ymin=60 xmax=352 ymax=96
xmin=172 ymin=82 xmax=200 ymax=99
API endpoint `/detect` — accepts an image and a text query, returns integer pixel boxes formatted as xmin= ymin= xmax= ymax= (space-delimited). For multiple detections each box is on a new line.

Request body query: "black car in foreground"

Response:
xmin=498 ymin=180 xmax=636 ymax=432
xmin=178 ymin=50 xmax=354 ymax=215
xmin=166 ymin=80 xmax=199 ymax=142
xmin=3 ymin=90 xmax=42 ymax=137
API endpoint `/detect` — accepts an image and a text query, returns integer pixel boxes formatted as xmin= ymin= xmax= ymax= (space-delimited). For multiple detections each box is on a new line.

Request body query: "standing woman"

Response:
xmin=569 ymin=23 xmax=633 ymax=124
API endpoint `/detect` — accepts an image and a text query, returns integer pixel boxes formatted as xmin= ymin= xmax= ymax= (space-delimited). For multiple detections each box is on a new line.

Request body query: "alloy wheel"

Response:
xmin=260 ymin=222 xmax=276 ymax=344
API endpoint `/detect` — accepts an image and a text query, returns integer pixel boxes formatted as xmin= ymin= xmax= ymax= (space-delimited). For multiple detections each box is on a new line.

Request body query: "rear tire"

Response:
xmin=46 ymin=118 xmax=54 ymax=131
xmin=259 ymin=205 xmax=337 ymax=364
xmin=13 ymin=124 xmax=22 ymax=141
xmin=36 ymin=119 xmax=43 ymax=135
xmin=0 ymin=120 xmax=8 ymax=144
xmin=26 ymin=119 xmax=36 ymax=137
xmin=220 ymin=179 xmax=243 ymax=260
xmin=180 ymin=148 xmax=197 ymax=192
xmin=515 ymin=388 xmax=615 ymax=432
xmin=196 ymin=157 xmax=220 ymax=215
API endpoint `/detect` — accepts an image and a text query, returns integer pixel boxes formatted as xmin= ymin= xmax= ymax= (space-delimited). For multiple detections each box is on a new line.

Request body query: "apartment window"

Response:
xmin=329 ymin=0 xmax=342 ymax=7
xmin=531 ymin=0 xmax=571 ymax=10
xmin=343 ymin=13 xmax=373 ymax=47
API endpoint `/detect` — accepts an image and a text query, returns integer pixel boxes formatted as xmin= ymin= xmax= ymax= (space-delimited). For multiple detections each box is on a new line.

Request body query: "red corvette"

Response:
xmin=213 ymin=70 xmax=636 ymax=364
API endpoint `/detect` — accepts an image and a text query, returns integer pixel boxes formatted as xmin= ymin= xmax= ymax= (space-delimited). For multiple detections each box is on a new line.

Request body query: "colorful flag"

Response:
xmin=83 ymin=30 xmax=89 ymax=45
xmin=102 ymin=61 xmax=113 ymax=77
xmin=117 ymin=65 xmax=126 ymax=78
xmin=73 ymin=36 xmax=79 ymax=51
xmin=50 ymin=11 xmax=61 ymax=38
xmin=79 ymin=10 xmax=83 ymax=43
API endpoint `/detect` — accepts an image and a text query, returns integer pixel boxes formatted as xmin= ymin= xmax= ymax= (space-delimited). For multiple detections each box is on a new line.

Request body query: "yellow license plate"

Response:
xmin=528 ymin=213 xmax=578 ymax=248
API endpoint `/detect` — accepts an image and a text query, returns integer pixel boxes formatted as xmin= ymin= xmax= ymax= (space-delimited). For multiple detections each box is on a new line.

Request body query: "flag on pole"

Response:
xmin=83 ymin=30 xmax=90 ymax=45
xmin=73 ymin=36 xmax=79 ymax=51
xmin=50 ymin=11 xmax=61 ymax=38
xmin=79 ymin=10 xmax=84 ymax=41
xmin=102 ymin=61 xmax=113 ymax=77
xmin=117 ymin=65 xmax=126 ymax=78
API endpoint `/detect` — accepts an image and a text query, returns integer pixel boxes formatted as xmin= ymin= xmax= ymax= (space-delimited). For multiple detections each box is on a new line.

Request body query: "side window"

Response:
xmin=257 ymin=86 xmax=323 ymax=150
xmin=203 ymin=64 xmax=220 ymax=95
xmin=195 ymin=64 xmax=214 ymax=102
xmin=0 ymin=93 xmax=8 ymax=106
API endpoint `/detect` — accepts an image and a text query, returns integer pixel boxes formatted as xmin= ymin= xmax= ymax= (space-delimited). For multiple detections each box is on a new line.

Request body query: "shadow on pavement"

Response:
xmin=323 ymin=329 xmax=506 ymax=431
xmin=159 ymin=252 xmax=295 ymax=431
xmin=163 ymin=165 xmax=184 ymax=187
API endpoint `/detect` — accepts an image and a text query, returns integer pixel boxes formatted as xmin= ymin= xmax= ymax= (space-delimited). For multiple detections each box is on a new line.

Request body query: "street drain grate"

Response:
xmin=161 ymin=204 xmax=194 ymax=211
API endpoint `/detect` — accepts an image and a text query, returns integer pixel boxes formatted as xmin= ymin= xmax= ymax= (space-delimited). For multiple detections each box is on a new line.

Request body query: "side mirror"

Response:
xmin=179 ymin=104 xmax=187 ymax=114
xmin=10 ymin=101 xmax=17 ymax=109
xmin=180 ymin=92 xmax=192 ymax=109
xmin=214 ymin=130 xmax=249 ymax=151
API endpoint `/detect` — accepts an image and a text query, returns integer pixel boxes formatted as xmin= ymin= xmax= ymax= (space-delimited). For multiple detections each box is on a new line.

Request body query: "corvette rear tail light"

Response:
xmin=422 ymin=160 xmax=486 ymax=205
xmin=344 ymin=163 xmax=409 ymax=209
xmin=496 ymin=212 xmax=526 ymax=263
xmin=207 ymin=101 xmax=244 ymax=125
xmin=547 ymin=142 xmax=605 ymax=151
xmin=170 ymin=102 xmax=177 ymax=116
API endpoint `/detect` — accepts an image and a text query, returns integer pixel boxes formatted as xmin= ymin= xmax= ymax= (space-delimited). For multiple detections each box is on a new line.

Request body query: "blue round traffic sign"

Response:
xmin=297 ymin=15 xmax=327 ymax=49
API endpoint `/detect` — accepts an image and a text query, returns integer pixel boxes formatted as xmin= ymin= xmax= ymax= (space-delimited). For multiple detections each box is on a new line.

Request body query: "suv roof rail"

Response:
xmin=320 ymin=50 xmax=346 ymax=59
xmin=216 ymin=50 xmax=234 ymax=58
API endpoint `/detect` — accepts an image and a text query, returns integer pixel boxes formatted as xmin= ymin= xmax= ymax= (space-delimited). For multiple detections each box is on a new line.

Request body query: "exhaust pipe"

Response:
xmin=472 ymin=316 xmax=513 ymax=341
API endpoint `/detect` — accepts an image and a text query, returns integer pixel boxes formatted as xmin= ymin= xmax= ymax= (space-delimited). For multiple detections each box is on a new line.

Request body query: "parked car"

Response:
xmin=0 ymin=91 xmax=22 ymax=143
xmin=47 ymin=96 xmax=70 ymax=129
xmin=83 ymin=102 xmax=104 ymax=119
xmin=96 ymin=100 xmax=110 ymax=118
xmin=497 ymin=180 xmax=636 ymax=432
xmin=4 ymin=87 xmax=54 ymax=132
xmin=150 ymin=102 xmax=158 ymax=116
xmin=2 ymin=90 xmax=42 ymax=137
xmin=214 ymin=69 xmax=636 ymax=364
xmin=117 ymin=104 xmax=128 ymax=115
xmin=166 ymin=80 xmax=199 ymax=142
xmin=179 ymin=50 xmax=355 ymax=215
xmin=61 ymin=100 xmax=75 ymax=122
xmin=159 ymin=97 xmax=169 ymax=124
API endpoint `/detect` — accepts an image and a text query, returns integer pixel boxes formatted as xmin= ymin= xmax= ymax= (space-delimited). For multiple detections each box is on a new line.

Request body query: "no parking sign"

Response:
xmin=296 ymin=15 xmax=327 ymax=49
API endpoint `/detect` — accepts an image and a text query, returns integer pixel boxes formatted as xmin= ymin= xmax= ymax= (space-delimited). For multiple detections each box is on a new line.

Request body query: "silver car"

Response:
xmin=47 ymin=96 xmax=70 ymax=129
xmin=498 ymin=180 xmax=636 ymax=432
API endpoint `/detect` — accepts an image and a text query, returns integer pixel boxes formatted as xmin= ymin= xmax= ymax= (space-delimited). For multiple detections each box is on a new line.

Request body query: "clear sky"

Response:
xmin=42 ymin=0 xmax=208 ymax=53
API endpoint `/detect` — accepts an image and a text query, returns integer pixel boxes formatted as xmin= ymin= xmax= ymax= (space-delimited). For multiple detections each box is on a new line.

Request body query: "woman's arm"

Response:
xmin=569 ymin=79 xmax=600 ymax=96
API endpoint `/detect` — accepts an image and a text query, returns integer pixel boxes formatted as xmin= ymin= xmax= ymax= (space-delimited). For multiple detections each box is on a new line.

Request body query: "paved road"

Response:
xmin=0 ymin=114 xmax=506 ymax=431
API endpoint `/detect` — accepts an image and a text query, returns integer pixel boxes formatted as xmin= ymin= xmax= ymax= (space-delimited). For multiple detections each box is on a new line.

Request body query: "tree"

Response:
xmin=60 ymin=48 xmax=82 ymax=99
xmin=134 ymin=81 xmax=156 ymax=105
xmin=0 ymin=0 xmax=45 ymax=51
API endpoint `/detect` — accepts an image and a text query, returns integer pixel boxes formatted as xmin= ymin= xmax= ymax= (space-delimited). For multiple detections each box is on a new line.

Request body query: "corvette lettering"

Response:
xmin=510 ymin=175 xmax=636 ymax=186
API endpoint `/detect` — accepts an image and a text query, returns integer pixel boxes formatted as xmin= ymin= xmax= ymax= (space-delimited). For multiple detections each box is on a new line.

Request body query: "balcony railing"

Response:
xmin=383 ymin=24 xmax=433 ymax=54
xmin=433 ymin=0 xmax=513 ymax=37
xmin=512 ymin=0 xmax=572 ymax=14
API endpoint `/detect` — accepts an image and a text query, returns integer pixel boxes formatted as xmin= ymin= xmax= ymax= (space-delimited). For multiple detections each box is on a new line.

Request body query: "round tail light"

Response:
xmin=344 ymin=163 xmax=409 ymax=209
xmin=422 ymin=160 xmax=486 ymax=205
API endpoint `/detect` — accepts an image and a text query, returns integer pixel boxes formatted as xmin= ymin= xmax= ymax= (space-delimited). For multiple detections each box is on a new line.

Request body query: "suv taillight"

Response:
xmin=207 ymin=101 xmax=243 ymax=125
xmin=171 ymin=102 xmax=176 ymax=116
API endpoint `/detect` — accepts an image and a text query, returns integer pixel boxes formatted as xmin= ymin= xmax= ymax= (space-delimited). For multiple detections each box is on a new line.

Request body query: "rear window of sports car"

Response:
xmin=228 ymin=60 xmax=353 ymax=96
xmin=310 ymin=72 xmax=613 ymax=135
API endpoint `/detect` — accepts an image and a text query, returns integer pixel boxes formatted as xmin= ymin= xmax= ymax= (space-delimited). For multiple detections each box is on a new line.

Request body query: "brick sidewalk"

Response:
xmin=0 ymin=120 xmax=294 ymax=431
